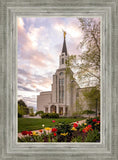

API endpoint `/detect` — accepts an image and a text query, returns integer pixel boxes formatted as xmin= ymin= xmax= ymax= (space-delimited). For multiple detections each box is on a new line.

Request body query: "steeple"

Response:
xmin=62 ymin=30 xmax=67 ymax=55
xmin=59 ymin=31 xmax=69 ymax=69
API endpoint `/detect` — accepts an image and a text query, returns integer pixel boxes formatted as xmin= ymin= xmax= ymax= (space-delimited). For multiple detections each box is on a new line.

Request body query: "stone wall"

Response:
xmin=37 ymin=91 xmax=52 ymax=112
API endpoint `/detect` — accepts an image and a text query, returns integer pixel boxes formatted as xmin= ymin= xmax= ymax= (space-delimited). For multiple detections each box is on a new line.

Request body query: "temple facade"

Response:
xmin=37 ymin=32 xmax=95 ymax=116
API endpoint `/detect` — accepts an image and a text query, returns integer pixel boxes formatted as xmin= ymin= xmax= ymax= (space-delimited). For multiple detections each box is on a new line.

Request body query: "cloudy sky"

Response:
xmin=17 ymin=17 xmax=99 ymax=111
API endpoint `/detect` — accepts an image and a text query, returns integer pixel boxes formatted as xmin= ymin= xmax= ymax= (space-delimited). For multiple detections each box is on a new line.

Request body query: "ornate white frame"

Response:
xmin=0 ymin=0 xmax=118 ymax=159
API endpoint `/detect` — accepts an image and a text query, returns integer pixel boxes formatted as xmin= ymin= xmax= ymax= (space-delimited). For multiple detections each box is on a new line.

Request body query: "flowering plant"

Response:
xmin=73 ymin=123 xmax=78 ymax=128
xmin=18 ymin=117 xmax=100 ymax=142
xmin=60 ymin=132 xmax=68 ymax=136
xmin=53 ymin=133 xmax=57 ymax=136
xmin=52 ymin=128 xmax=57 ymax=132
xmin=39 ymin=129 xmax=43 ymax=133
xmin=92 ymin=119 xmax=97 ymax=122
xmin=44 ymin=127 xmax=52 ymax=131
xmin=21 ymin=131 xmax=28 ymax=135
xmin=82 ymin=125 xmax=93 ymax=133
xmin=71 ymin=127 xmax=77 ymax=131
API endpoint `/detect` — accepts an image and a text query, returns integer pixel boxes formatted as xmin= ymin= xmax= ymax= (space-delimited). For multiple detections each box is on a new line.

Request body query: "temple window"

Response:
xmin=62 ymin=58 xmax=64 ymax=64
xmin=59 ymin=78 xmax=64 ymax=103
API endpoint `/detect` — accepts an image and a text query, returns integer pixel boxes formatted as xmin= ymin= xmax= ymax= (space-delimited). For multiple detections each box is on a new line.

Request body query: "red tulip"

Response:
xmin=28 ymin=131 xmax=32 ymax=135
xmin=52 ymin=120 xmax=56 ymax=123
xmin=87 ymin=125 xmax=92 ymax=128
xmin=73 ymin=123 xmax=78 ymax=128
xmin=54 ymin=133 xmax=57 ymax=136
xmin=92 ymin=119 xmax=97 ymax=122
xmin=52 ymin=128 xmax=57 ymax=132
xmin=82 ymin=129 xmax=87 ymax=133
xmin=21 ymin=131 xmax=28 ymax=135
xmin=39 ymin=129 xmax=43 ymax=133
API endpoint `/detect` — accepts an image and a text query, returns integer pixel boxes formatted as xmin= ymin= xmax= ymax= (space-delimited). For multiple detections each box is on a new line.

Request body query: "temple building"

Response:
xmin=37 ymin=32 xmax=98 ymax=116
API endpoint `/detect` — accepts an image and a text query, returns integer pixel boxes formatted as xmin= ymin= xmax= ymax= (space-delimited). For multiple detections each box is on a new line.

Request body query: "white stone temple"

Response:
xmin=37 ymin=31 xmax=95 ymax=116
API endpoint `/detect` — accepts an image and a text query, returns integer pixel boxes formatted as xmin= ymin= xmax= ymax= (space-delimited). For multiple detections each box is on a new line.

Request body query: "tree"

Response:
xmin=66 ymin=18 xmax=100 ymax=89
xmin=82 ymin=87 xmax=100 ymax=114
xmin=18 ymin=99 xmax=27 ymax=107
xmin=18 ymin=99 xmax=29 ymax=116
xmin=29 ymin=107 xmax=34 ymax=116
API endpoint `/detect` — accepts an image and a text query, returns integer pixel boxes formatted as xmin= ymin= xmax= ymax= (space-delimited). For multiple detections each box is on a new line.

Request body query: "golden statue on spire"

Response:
xmin=63 ymin=30 xmax=66 ymax=38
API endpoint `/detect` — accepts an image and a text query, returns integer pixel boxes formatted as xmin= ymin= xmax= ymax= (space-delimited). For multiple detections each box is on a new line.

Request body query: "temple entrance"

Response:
xmin=50 ymin=105 xmax=56 ymax=113
xmin=59 ymin=107 xmax=63 ymax=115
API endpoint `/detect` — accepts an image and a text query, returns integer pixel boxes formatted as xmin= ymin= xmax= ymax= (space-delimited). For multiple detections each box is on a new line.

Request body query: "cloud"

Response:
xmin=27 ymin=26 xmax=45 ymax=49
xmin=17 ymin=17 xmax=100 ymax=109
xmin=18 ymin=17 xmax=57 ymax=74
xmin=18 ymin=85 xmax=35 ymax=92
xmin=53 ymin=18 xmax=83 ymax=39
xmin=18 ymin=68 xmax=53 ymax=95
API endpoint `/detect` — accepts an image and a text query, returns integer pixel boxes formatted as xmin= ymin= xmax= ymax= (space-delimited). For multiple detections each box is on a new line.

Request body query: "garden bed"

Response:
xmin=18 ymin=117 xmax=100 ymax=142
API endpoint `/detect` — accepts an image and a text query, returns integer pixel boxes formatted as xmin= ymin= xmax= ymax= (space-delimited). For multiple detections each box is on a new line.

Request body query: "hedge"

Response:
xmin=41 ymin=113 xmax=59 ymax=118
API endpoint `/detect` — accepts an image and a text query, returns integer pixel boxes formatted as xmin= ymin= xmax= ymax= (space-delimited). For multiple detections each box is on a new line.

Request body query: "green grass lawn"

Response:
xmin=18 ymin=117 xmax=85 ymax=133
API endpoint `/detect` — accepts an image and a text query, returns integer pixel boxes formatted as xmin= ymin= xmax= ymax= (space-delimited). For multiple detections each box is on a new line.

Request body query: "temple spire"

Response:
xmin=62 ymin=30 xmax=67 ymax=55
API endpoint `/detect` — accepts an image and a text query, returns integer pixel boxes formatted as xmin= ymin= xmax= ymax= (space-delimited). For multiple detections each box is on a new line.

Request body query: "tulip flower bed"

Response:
xmin=18 ymin=117 xmax=100 ymax=142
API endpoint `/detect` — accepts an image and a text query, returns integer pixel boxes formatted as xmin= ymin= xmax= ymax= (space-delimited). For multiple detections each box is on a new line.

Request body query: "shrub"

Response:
xmin=56 ymin=121 xmax=72 ymax=135
xmin=35 ymin=111 xmax=44 ymax=116
xmin=55 ymin=121 xmax=72 ymax=142
xmin=29 ymin=113 xmax=34 ymax=116
xmin=85 ymin=129 xmax=100 ymax=142
xmin=18 ymin=113 xmax=22 ymax=118
xmin=41 ymin=113 xmax=59 ymax=119
xmin=71 ymin=136 xmax=82 ymax=142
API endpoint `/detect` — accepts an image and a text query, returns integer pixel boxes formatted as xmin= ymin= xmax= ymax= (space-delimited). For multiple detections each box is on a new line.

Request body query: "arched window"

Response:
xmin=59 ymin=72 xmax=64 ymax=76
xmin=50 ymin=105 xmax=56 ymax=113
xmin=62 ymin=58 xmax=64 ymax=64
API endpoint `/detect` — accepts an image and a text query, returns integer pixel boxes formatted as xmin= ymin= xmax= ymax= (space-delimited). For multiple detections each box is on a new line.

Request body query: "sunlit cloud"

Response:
xmin=17 ymin=17 xmax=24 ymax=29
xmin=27 ymin=26 xmax=45 ymax=49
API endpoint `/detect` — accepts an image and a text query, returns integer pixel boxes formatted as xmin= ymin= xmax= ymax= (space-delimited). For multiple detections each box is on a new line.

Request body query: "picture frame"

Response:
xmin=0 ymin=0 xmax=118 ymax=159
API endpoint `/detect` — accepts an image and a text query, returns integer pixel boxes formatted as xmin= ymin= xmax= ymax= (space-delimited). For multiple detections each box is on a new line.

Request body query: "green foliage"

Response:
xmin=18 ymin=99 xmax=27 ymax=107
xmin=29 ymin=113 xmax=34 ymax=116
xmin=66 ymin=18 xmax=100 ymax=88
xmin=71 ymin=136 xmax=82 ymax=142
xmin=18 ymin=113 xmax=22 ymax=118
xmin=18 ymin=99 xmax=29 ymax=116
xmin=29 ymin=107 xmax=34 ymax=116
xmin=55 ymin=121 xmax=72 ymax=142
xmin=81 ymin=110 xmax=95 ymax=115
xmin=75 ymin=99 xmax=84 ymax=115
xmin=41 ymin=113 xmax=59 ymax=119
xmin=18 ymin=104 xmax=29 ymax=116
xmin=85 ymin=129 xmax=100 ymax=142
xmin=35 ymin=111 xmax=44 ymax=116
xmin=81 ymin=87 xmax=100 ymax=111
xmin=56 ymin=121 xmax=72 ymax=135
